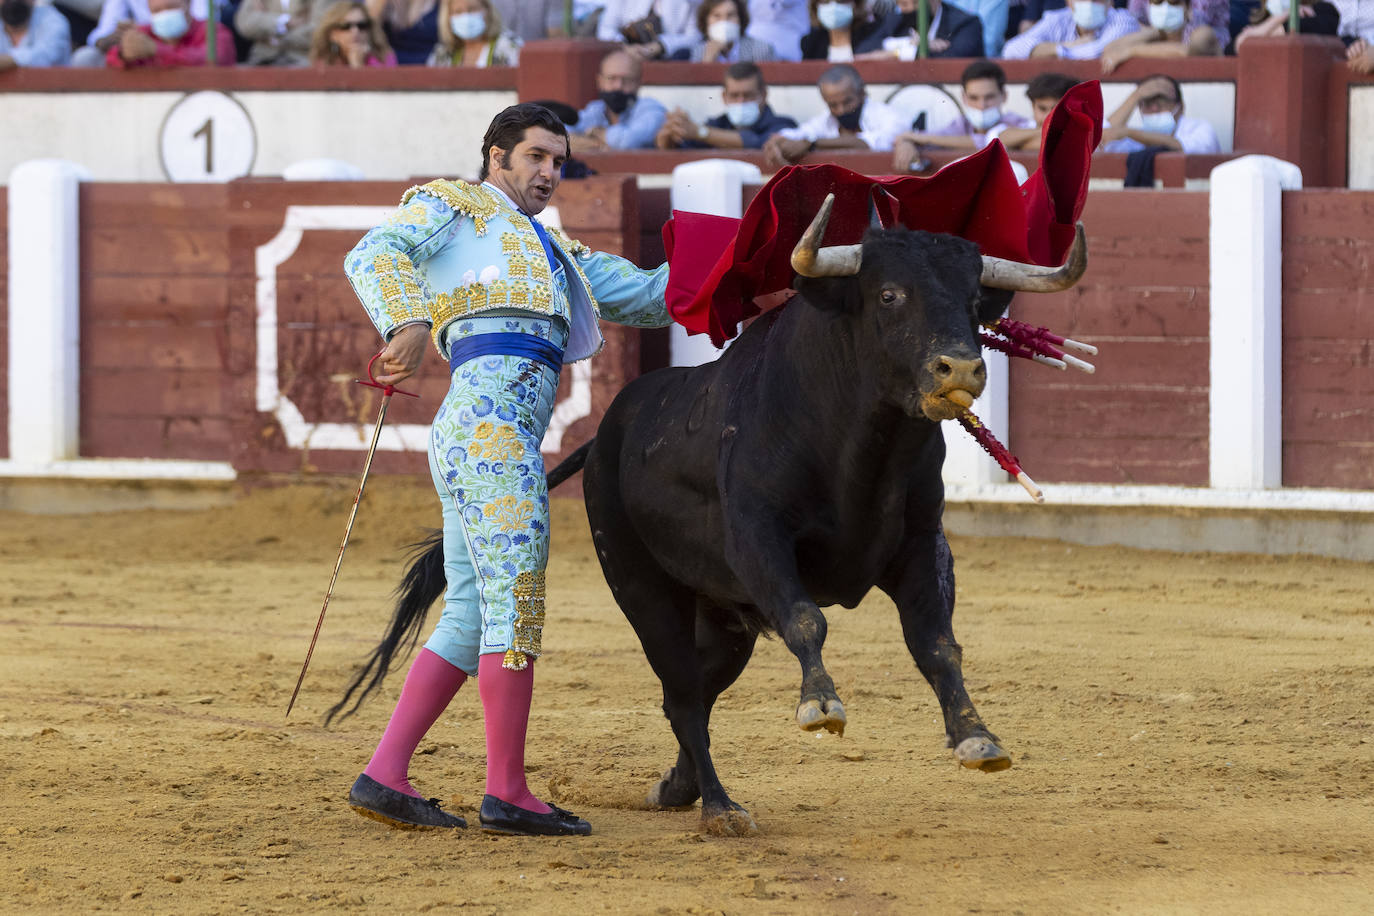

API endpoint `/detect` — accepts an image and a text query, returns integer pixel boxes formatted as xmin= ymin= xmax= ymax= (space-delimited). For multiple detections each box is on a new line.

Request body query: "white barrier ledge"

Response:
xmin=945 ymin=482 xmax=1374 ymax=512
xmin=0 ymin=459 xmax=237 ymax=481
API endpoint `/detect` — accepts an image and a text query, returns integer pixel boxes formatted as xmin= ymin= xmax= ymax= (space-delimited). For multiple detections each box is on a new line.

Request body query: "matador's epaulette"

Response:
xmin=547 ymin=225 xmax=589 ymax=258
xmin=400 ymin=180 xmax=499 ymax=237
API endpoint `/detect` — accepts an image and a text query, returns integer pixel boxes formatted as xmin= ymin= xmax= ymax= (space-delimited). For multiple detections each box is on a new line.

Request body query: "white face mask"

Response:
xmin=1140 ymin=111 xmax=1177 ymax=134
xmin=450 ymin=11 xmax=486 ymax=40
xmin=1072 ymin=0 xmax=1107 ymax=29
xmin=1265 ymin=0 xmax=1288 ymax=17
xmin=707 ymin=19 xmax=741 ymax=43
xmin=150 ymin=8 xmax=189 ymax=40
xmin=1147 ymin=2 xmax=1186 ymax=31
xmin=725 ymin=101 xmax=762 ymax=127
xmin=966 ymin=106 xmax=1002 ymax=131
xmin=817 ymin=1 xmax=854 ymax=30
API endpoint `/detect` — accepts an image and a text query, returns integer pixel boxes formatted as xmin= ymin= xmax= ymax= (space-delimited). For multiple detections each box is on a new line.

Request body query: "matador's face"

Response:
xmin=488 ymin=126 xmax=567 ymax=216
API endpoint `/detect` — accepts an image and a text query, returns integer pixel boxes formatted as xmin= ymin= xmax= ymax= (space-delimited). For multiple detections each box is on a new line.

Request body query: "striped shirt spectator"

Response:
xmin=1002 ymin=4 xmax=1140 ymax=58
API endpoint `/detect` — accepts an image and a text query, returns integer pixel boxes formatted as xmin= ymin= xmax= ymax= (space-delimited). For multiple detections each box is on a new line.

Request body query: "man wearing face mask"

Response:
xmin=570 ymin=48 xmax=668 ymax=152
xmin=656 ymin=61 xmax=798 ymax=149
xmin=0 ymin=0 xmax=73 ymax=69
xmin=1001 ymin=0 xmax=1140 ymax=58
xmin=1100 ymin=73 xmax=1219 ymax=154
xmin=1099 ymin=0 xmax=1226 ymax=72
xmin=890 ymin=59 xmax=1033 ymax=172
xmin=762 ymin=63 xmax=907 ymax=169
xmin=106 ymin=0 xmax=234 ymax=66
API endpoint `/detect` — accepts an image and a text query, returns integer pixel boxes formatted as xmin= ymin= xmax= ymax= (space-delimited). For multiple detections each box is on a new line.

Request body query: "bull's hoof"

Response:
xmin=700 ymin=805 xmax=759 ymax=837
xmin=796 ymin=698 xmax=846 ymax=736
xmin=953 ymin=736 xmax=1012 ymax=772
xmin=646 ymin=768 xmax=700 ymax=809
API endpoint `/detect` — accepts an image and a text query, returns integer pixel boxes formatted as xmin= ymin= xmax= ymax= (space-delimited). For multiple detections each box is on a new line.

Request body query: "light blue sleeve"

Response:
xmin=344 ymin=190 xmax=459 ymax=341
xmin=581 ymin=251 xmax=672 ymax=329
xmin=12 ymin=7 xmax=72 ymax=66
xmin=605 ymin=97 xmax=668 ymax=150
xmin=88 ymin=0 xmax=135 ymax=46
xmin=950 ymin=0 xmax=1009 ymax=57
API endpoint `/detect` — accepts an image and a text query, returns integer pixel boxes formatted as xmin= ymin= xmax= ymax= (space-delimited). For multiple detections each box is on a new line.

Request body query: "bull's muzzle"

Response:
xmin=921 ymin=354 xmax=986 ymax=420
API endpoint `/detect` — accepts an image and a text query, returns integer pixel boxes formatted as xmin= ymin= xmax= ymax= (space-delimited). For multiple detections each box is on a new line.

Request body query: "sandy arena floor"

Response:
xmin=1 ymin=478 xmax=1371 ymax=914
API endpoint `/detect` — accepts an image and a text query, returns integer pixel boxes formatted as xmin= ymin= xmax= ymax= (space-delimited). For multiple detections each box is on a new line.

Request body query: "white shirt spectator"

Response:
xmin=597 ymin=0 xmax=701 ymax=55
xmin=1331 ymin=0 xmax=1374 ymax=40
xmin=777 ymin=97 xmax=910 ymax=152
xmin=1102 ymin=115 xmax=1220 ymax=154
xmin=1001 ymin=6 xmax=1139 ymax=59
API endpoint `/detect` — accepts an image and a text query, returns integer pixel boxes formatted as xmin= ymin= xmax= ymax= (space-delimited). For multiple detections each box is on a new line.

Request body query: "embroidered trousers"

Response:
xmin=423 ymin=314 xmax=568 ymax=674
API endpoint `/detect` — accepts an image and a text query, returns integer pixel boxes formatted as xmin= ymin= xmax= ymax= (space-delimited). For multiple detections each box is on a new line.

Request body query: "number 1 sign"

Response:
xmin=159 ymin=90 xmax=256 ymax=183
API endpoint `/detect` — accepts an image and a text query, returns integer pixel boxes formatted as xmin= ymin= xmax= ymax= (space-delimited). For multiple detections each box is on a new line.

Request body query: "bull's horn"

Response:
xmin=980 ymin=222 xmax=1088 ymax=293
xmin=791 ymin=193 xmax=863 ymax=278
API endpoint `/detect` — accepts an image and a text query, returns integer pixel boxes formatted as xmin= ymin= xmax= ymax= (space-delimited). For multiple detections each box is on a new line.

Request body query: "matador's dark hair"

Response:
xmin=479 ymin=103 xmax=570 ymax=181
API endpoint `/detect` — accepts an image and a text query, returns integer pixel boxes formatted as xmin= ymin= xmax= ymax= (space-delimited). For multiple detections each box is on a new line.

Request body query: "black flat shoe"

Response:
xmin=348 ymin=774 xmax=467 ymax=830
xmin=479 ymin=794 xmax=592 ymax=836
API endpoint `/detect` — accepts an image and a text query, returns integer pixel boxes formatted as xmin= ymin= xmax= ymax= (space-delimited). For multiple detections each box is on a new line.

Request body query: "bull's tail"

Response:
xmin=546 ymin=439 xmax=592 ymax=490
xmin=323 ymin=530 xmax=447 ymax=726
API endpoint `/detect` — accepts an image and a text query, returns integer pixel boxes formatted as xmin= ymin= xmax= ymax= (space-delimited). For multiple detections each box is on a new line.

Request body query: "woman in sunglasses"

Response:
xmin=310 ymin=0 xmax=396 ymax=66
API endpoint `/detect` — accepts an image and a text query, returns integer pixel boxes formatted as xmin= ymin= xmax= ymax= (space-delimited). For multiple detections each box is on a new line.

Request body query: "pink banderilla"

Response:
xmin=957 ymin=410 xmax=1043 ymax=504
xmin=980 ymin=317 xmax=1097 ymax=374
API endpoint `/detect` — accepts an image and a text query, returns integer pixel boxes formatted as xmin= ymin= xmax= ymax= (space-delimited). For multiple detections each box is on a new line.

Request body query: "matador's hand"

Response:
xmin=375 ymin=324 xmax=429 ymax=385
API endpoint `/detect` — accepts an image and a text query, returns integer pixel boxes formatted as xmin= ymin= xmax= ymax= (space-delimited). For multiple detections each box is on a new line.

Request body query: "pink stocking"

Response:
xmin=363 ymin=648 xmax=467 ymax=798
xmin=478 ymin=653 xmax=551 ymax=814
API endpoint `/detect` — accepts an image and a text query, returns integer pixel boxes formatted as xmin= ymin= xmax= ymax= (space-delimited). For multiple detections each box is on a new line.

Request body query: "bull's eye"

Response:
xmin=879 ymin=289 xmax=900 ymax=305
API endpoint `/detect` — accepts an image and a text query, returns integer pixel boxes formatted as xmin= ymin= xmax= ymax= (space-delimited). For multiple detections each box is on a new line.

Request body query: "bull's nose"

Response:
xmin=929 ymin=355 xmax=986 ymax=393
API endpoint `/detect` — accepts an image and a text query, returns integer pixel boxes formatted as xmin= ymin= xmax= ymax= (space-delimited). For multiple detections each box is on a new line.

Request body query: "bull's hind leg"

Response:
xmin=648 ymin=605 xmax=759 ymax=810
xmin=881 ymin=525 xmax=1010 ymax=773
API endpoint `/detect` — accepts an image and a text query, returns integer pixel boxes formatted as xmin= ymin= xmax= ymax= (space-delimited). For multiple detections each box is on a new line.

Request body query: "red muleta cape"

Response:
xmin=662 ymin=81 xmax=1104 ymax=347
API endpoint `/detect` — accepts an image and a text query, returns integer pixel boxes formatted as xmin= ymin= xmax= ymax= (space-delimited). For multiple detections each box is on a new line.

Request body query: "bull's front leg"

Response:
xmin=881 ymin=524 xmax=1010 ymax=772
xmin=725 ymin=520 xmax=846 ymax=737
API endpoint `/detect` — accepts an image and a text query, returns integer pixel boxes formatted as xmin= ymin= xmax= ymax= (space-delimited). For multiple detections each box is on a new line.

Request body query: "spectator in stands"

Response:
xmin=762 ymin=62 xmax=909 ymax=166
xmin=107 ymin=0 xmax=233 ymax=66
xmin=1332 ymin=0 xmax=1374 ymax=47
xmin=890 ymin=59 xmax=1032 ymax=170
xmin=0 ymin=0 xmax=73 ymax=67
xmin=570 ymin=48 xmax=667 ymax=151
xmin=1233 ymin=0 xmax=1339 ymax=47
xmin=799 ymin=0 xmax=886 ymax=59
xmin=72 ymin=0 xmax=209 ymax=66
xmin=490 ymin=0 xmax=559 ymax=39
xmin=598 ymin=0 xmax=701 ymax=59
xmin=234 ymin=0 xmax=318 ymax=65
xmin=1099 ymin=0 xmax=1225 ymax=72
xmin=952 ymin=0 xmax=1010 ymax=56
xmin=747 ymin=0 xmax=809 ymax=59
xmin=427 ymin=0 xmax=519 ymax=65
xmin=1101 ymin=73 xmax=1219 ymax=152
xmin=996 ymin=70 xmax=1078 ymax=149
xmin=1349 ymin=37 xmax=1373 ymax=73
xmin=860 ymin=0 xmax=985 ymax=58
xmin=655 ymin=60 xmax=797 ymax=147
xmin=53 ymin=0 xmax=101 ymax=49
xmin=311 ymin=0 xmax=395 ymax=64
xmin=677 ymin=0 xmax=777 ymax=59
xmin=1001 ymin=0 xmax=1140 ymax=57
xmin=365 ymin=0 xmax=438 ymax=63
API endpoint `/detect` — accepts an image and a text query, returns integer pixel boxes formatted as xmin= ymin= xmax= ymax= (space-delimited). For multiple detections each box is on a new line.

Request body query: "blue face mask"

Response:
xmin=1147 ymin=2 xmax=1186 ymax=31
xmin=817 ymin=1 xmax=854 ymax=30
xmin=450 ymin=11 xmax=486 ymax=40
xmin=725 ymin=101 xmax=762 ymax=128
xmin=966 ymin=106 xmax=1002 ymax=131
xmin=1071 ymin=0 xmax=1107 ymax=29
xmin=1140 ymin=111 xmax=1177 ymax=134
xmin=150 ymin=7 xmax=190 ymax=41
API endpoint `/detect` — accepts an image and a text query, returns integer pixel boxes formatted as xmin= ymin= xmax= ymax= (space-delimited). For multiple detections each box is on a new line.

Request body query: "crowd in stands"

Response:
xmin=2 ymin=0 xmax=1371 ymax=174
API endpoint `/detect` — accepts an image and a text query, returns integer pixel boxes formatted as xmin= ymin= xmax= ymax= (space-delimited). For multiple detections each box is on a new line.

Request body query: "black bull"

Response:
xmin=334 ymin=199 xmax=1087 ymax=836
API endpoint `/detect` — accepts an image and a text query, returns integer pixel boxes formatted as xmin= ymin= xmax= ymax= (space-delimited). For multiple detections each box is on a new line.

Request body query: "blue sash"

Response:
xmin=448 ymin=332 xmax=564 ymax=374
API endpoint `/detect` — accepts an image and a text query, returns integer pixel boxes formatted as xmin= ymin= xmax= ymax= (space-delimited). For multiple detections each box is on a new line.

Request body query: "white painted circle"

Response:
xmin=159 ymin=91 xmax=256 ymax=183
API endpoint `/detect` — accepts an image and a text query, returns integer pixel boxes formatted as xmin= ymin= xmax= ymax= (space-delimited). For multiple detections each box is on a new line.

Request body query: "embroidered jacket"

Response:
xmin=346 ymin=179 xmax=671 ymax=362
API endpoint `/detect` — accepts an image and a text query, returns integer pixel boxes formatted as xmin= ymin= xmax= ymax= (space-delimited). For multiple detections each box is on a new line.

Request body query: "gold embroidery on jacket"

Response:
xmin=372 ymin=253 xmax=428 ymax=325
xmin=400 ymin=180 xmax=498 ymax=237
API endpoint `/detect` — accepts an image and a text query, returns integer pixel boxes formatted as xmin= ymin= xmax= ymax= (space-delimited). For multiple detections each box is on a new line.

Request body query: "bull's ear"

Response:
xmin=793 ymin=276 xmax=861 ymax=314
xmin=976 ymin=286 xmax=1015 ymax=324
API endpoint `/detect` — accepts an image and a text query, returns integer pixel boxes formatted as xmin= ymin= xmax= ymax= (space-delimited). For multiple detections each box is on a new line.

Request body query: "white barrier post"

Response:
xmin=942 ymin=347 xmax=1010 ymax=490
xmin=1208 ymin=155 xmax=1302 ymax=490
xmin=7 ymin=160 xmax=88 ymax=467
xmin=668 ymin=159 xmax=763 ymax=367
